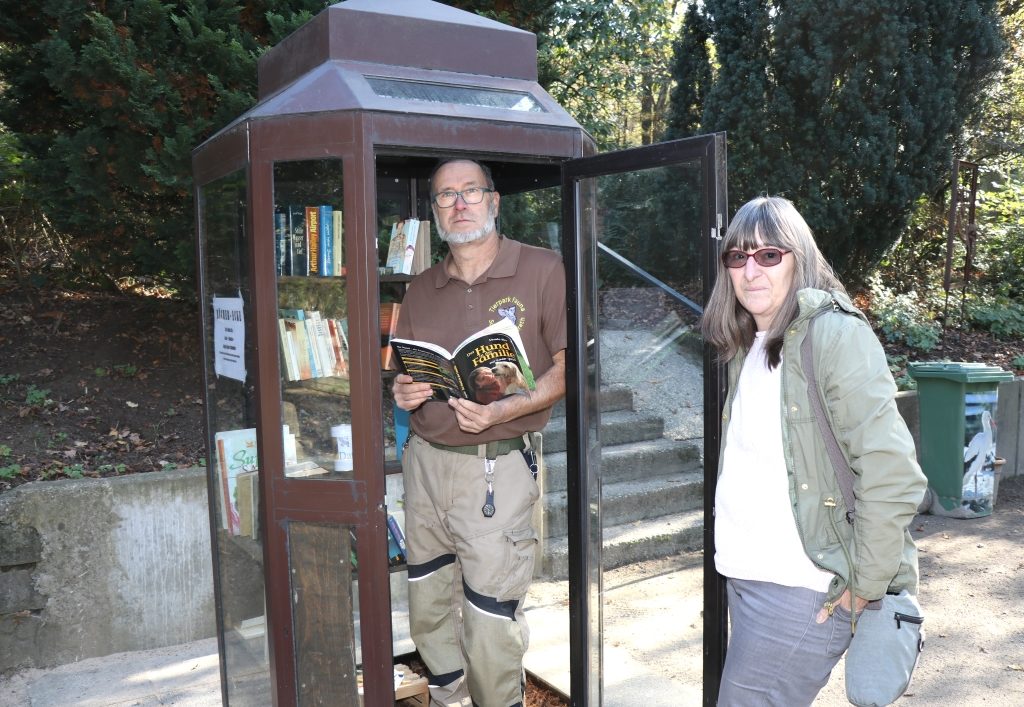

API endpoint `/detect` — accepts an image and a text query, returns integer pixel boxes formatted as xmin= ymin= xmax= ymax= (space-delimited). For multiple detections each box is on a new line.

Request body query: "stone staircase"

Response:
xmin=537 ymin=384 xmax=706 ymax=579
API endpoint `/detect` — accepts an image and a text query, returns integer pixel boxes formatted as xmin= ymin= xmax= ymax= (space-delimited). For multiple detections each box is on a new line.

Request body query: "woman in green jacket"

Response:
xmin=701 ymin=196 xmax=926 ymax=705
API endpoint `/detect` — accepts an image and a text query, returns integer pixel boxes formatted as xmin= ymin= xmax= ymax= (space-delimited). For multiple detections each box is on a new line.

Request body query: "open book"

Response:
xmin=389 ymin=318 xmax=535 ymax=403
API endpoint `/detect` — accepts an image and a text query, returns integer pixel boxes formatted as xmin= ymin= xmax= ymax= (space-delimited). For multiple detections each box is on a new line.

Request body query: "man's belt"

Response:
xmin=429 ymin=437 xmax=526 ymax=457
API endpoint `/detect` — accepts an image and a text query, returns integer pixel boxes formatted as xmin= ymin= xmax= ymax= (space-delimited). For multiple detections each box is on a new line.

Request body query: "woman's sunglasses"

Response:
xmin=721 ymin=247 xmax=790 ymax=269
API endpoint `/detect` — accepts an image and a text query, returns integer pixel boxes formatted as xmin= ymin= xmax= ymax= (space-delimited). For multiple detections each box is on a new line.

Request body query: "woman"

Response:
xmin=701 ymin=196 xmax=926 ymax=705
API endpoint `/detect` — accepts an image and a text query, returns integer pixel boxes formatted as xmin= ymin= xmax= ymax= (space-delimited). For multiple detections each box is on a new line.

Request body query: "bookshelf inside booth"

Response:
xmin=273 ymin=159 xmax=353 ymax=481
xmin=376 ymin=162 xmax=434 ymax=476
xmin=271 ymin=155 xmax=435 ymax=658
xmin=374 ymin=161 xmax=438 ymax=660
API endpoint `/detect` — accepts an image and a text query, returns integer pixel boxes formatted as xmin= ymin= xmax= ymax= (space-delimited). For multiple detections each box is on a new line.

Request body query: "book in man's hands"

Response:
xmin=389 ymin=318 xmax=535 ymax=404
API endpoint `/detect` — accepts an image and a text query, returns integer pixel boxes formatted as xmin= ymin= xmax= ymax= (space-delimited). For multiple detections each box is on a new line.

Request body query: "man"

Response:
xmin=392 ymin=158 xmax=567 ymax=707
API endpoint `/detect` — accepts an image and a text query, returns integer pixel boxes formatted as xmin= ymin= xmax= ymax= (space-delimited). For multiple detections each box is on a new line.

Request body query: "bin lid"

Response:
xmin=907 ymin=361 xmax=1014 ymax=383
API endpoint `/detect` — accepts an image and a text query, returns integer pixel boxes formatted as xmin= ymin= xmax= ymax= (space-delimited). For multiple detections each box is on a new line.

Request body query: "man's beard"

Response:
xmin=436 ymin=207 xmax=497 ymax=244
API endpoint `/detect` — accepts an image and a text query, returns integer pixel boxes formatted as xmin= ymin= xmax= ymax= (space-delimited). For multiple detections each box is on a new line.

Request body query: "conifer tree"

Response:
xmin=665 ymin=2 xmax=713 ymax=140
xmin=696 ymin=0 xmax=1003 ymax=278
xmin=0 ymin=1 xmax=327 ymax=289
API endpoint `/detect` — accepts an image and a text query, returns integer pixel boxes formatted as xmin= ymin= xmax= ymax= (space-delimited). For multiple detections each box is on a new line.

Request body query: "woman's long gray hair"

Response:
xmin=700 ymin=196 xmax=844 ymax=367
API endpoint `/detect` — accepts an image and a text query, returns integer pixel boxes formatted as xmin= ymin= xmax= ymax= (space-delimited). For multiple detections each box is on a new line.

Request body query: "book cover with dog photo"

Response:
xmin=389 ymin=318 xmax=535 ymax=404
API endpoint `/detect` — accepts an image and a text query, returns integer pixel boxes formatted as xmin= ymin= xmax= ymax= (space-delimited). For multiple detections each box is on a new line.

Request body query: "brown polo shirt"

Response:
xmin=394 ymin=236 xmax=567 ymax=446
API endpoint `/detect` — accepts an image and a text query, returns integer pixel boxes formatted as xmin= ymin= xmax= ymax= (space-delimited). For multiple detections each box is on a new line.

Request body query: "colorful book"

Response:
xmin=327 ymin=318 xmax=349 ymax=378
xmin=386 ymin=514 xmax=405 ymax=566
xmin=394 ymin=403 xmax=410 ymax=461
xmin=387 ymin=514 xmax=407 ymax=557
xmin=305 ymin=206 xmax=320 ymax=276
xmin=319 ymin=205 xmax=334 ymax=277
xmin=308 ymin=311 xmax=336 ymax=376
xmin=380 ymin=302 xmax=402 ymax=369
xmin=385 ymin=220 xmax=407 ymax=274
xmin=279 ymin=313 xmax=313 ymax=380
xmin=389 ymin=318 xmax=534 ymax=404
xmin=400 ymin=218 xmax=419 ymax=275
xmin=214 ymin=428 xmax=258 ymax=536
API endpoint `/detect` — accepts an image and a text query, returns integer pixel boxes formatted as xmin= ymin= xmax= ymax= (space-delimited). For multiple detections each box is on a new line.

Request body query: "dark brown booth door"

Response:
xmin=560 ymin=133 xmax=728 ymax=706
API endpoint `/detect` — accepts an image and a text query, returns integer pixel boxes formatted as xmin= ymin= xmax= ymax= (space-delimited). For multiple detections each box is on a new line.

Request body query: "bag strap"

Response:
xmin=800 ymin=304 xmax=857 ymax=524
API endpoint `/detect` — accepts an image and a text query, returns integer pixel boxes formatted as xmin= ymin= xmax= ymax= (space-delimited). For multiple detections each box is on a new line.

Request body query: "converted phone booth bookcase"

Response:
xmin=192 ymin=1 xmax=728 ymax=704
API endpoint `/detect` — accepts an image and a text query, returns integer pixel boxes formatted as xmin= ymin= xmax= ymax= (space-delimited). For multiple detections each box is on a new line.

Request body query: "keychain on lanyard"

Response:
xmin=481 ymin=457 xmax=496 ymax=518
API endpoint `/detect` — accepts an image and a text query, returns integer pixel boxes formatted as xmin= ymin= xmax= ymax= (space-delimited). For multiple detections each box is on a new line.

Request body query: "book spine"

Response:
xmin=332 ymin=209 xmax=343 ymax=275
xmin=386 ymin=526 xmax=403 ymax=565
xmin=287 ymin=205 xmax=308 ymax=276
xmin=302 ymin=318 xmax=322 ymax=378
xmin=380 ymin=302 xmax=401 ymax=369
xmin=215 ymin=438 xmax=231 ymax=531
xmin=309 ymin=312 xmax=336 ymax=376
xmin=285 ymin=330 xmax=301 ymax=381
xmin=286 ymin=317 xmax=313 ymax=380
xmin=305 ymin=206 xmax=320 ymax=276
xmin=387 ymin=514 xmax=407 ymax=555
xmin=385 ymin=220 xmax=405 ymax=272
xmin=274 ymin=209 xmax=289 ymax=276
xmin=277 ymin=319 xmax=298 ymax=381
xmin=413 ymin=220 xmax=431 ymax=274
xmin=327 ymin=318 xmax=348 ymax=378
xmin=319 ymin=205 xmax=333 ymax=277
xmin=401 ymin=219 xmax=419 ymax=275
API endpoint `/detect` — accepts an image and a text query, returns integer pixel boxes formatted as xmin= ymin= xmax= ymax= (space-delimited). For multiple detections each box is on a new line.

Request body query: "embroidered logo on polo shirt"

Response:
xmin=490 ymin=297 xmax=526 ymax=329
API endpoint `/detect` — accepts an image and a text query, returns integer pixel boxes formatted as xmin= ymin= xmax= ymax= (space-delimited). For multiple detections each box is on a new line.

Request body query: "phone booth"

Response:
xmin=191 ymin=1 xmax=727 ymax=704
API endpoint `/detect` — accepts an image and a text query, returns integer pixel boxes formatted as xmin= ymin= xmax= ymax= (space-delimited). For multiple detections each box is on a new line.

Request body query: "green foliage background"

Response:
xmin=0 ymin=0 xmax=1021 ymax=334
xmin=0 ymin=0 xmax=329 ymax=291
xmin=695 ymin=0 xmax=1004 ymax=281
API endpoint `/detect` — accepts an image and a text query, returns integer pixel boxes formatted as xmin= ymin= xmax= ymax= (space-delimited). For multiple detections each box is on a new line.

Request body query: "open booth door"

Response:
xmin=560 ymin=133 xmax=728 ymax=705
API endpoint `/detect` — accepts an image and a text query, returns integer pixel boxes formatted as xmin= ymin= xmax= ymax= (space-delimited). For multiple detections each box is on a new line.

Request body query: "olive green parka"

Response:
xmin=719 ymin=288 xmax=927 ymax=604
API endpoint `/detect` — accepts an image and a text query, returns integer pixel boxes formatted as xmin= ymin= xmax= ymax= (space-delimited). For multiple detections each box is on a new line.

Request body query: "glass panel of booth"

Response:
xmin=273 ymin=159 xmax=350 ymax=482
xmin=374 ymin=165 xmax=432 ymax=663
xmin=198 ymin=170 xmax=272 ymax=700
xmin=366 ymin=76 xmax=545 ymax=113
xmin=594 ymin=161 xmax=706 ymax=701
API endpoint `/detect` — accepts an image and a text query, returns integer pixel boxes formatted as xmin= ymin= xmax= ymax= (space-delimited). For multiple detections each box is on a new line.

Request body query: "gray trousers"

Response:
xmin=403 ymin=435 xmax=539 ymax=707
xmin=719 ymin=578 xmax=855 ymax=706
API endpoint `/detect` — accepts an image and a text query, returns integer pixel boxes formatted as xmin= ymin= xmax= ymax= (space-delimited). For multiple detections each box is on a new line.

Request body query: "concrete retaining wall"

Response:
xmin=0 ymin=469 xmax=215 ymax=675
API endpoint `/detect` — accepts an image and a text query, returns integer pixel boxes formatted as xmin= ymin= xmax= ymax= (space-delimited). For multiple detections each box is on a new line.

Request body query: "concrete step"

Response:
xmin=541 ymin=471 xmax=703 ymax=539
xmin=542 ymin=437 xmax=702 ymax=493
xmin=540 ymin=507 xmax=705 ymax=579
xmin=550 ymin=384 xmax=634 ymax=418
xmin=541 ymin=409 xmax=666 ymax=455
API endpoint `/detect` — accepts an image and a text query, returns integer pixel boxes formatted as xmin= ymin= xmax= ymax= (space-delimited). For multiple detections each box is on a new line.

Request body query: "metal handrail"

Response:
xmin=598 ymin=241 xmax=703 ymax=315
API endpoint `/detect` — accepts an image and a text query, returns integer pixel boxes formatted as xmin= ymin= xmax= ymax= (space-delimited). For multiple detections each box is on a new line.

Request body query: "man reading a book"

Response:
xmin=392 ymin=158 xmax=566 ymax=707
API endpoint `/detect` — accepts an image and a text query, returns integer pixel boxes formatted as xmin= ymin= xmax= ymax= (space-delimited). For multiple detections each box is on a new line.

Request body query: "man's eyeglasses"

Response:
xmin=721 ymin=247 xmax=790 ymax=269
xmin=432 ymin=187 xmax=494 ymax=208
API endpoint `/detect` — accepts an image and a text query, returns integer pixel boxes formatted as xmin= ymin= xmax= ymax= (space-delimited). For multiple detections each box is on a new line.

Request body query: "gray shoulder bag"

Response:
xmin=801 ymin=308 xmax=925 ymax=707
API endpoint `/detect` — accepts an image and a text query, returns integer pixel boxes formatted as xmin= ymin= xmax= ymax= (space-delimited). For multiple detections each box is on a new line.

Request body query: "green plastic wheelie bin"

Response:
xmin=907 ymin=362 xmax=1013 ymax=518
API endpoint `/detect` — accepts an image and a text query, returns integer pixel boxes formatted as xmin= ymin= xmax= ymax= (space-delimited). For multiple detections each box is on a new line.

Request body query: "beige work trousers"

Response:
xmin=402 ymin=434 xmax=540 ymax=707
